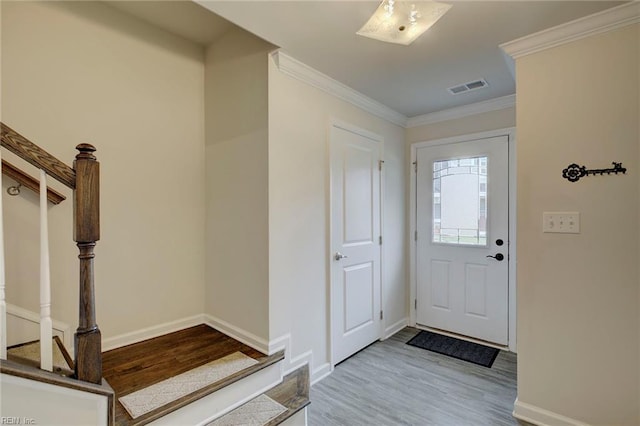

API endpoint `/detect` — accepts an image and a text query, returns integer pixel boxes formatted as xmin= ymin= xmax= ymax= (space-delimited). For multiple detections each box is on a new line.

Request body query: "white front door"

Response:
xmin=416 ymin=135 xmax=509 ymax=345
xmin=330 ymin=122 xmax=382 ymax=365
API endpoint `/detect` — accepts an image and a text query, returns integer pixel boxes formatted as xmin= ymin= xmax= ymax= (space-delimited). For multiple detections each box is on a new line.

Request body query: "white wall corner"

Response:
xmin=383 ymin=317 xmax=408 ymax=340
xmin=406 ymin=94 xmax=516 ymax=128
xmin=268 ymin=333 xmax=331 ymax=384
xmin=513 ymin=398 xmax=592 ymax=426
xmin=501 ymin=50 xmax=516 ymax=81
xmin=203 ymin=314 xmax=270 ymax=354
xmin=268 ymin=334 xmax=291 ymax=358
xmin=500 ymin=2 xmax=640 ymax=59
xmin=271 ymin=50 xmax=408 ymax=127
xmin=7 ymin=303 xmax=72 ymax=353
xmin=102 ymin=314 xmax=206 ymax=352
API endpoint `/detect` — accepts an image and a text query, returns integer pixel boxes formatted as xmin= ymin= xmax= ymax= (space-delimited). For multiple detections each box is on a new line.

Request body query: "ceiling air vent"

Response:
xmin=447 ymin=79 xmax=489 ymax=95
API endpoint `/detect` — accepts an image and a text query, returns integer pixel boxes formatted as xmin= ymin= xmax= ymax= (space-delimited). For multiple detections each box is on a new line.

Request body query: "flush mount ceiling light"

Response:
xmin=357 ymin=0 xmax=452 ymax=46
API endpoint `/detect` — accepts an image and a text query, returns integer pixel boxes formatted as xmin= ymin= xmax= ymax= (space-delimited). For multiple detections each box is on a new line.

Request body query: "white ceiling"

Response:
xmin=106 ymin=1 xmax=625 ymax=118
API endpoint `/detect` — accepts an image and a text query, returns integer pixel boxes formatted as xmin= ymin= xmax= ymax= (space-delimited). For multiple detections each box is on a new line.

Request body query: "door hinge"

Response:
xmin=380 ymin=310 xmax=384 ymax=320
xmin=413 ymin=161 xmax=417 ymax=173
xmin=414 ymin=231 xmax=418 ymax=241
xmin=379 ymin=235 xmax=383 ymax=245
xmin=414 ymin=299 xmax=417 ymax=310
xmin=379 ymin=160 xmax=385 ymax=171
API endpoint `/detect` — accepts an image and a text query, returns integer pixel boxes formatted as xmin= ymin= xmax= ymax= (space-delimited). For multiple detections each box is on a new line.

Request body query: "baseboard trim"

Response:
xmin=513 ymin=398 xmax=591 ymax=426
xmin=310 ymin=363 xmax=331 ymax=385
xmin=269 ymin=333 xmax=331 ymax=384
xmin=268 ymin=334 xmax=290 ymax=357
xmin=102 ymin=314 xmax=205 ymax=352
xmin=383 ymin=317 xmax=408 ymax=340
xmin=203 ymin=314 xmax=270 ymax=354
xmin=7 ymin=303 xmax=72 ymax=354
xmin=286 ymin=349 xmax=312 ymax=375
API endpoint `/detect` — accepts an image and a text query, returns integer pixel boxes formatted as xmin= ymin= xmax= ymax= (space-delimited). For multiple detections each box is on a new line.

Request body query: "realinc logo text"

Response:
xmin=0 ymin=418 xmax=36 ymax=425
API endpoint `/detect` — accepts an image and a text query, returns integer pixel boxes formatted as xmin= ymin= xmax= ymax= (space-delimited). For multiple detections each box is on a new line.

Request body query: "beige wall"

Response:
xmin=516 ymin=24 xmax=639 ymax=425
xmin=204 ymin=28 xmax=273 ymax=340
xmin=268 ymin=55 xmax=407 ymax=380
xmin=406 ymin=107 xmax=516 ymax=144
xmin=1 ymin=1 xmax=206 ymax=339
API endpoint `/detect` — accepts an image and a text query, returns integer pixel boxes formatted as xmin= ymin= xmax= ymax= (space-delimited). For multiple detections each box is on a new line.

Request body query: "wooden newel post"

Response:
xmin=73 ymin=143 xmax=101 ymax=384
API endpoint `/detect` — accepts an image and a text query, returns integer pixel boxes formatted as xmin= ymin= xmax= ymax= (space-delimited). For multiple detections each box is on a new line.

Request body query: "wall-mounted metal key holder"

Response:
xmin=562 ymin=162 xmax=626 ymax=183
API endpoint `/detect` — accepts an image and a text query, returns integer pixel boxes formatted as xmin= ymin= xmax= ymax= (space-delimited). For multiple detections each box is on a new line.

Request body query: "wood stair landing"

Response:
xmin=102 ymin=324 xmax=284 ymax=426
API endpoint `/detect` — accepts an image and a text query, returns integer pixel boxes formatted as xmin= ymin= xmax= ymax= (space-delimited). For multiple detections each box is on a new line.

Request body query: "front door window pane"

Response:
xmin=432 ymin=156 xmax=487 ymax=245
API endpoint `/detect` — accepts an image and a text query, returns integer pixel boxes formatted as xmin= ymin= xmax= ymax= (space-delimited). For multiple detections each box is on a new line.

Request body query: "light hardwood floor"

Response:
xmin=309 ymin=327 xmax=524 ymax=426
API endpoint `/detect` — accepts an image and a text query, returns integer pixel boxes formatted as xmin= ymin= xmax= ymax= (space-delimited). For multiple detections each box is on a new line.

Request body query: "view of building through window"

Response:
xmin=432 ymin=156 xmax=487 ymax=245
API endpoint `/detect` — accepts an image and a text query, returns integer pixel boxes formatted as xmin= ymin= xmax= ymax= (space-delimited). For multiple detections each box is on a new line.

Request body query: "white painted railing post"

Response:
xmin=39 ymin=169 xmax=53 ymax=371
xmin=0 ymin=149 xmax=6 ymax=360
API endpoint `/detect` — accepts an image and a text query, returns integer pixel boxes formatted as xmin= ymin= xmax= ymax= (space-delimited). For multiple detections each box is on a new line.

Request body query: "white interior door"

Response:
xmin=416 ymin=135 xmax=509 ymax=345
xmin=330 ymin=122 xmax=382 ymax=365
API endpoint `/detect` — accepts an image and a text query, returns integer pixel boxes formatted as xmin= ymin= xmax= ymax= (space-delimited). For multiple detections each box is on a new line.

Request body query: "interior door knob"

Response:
xmin=334 ymin=252 xmax=348 ymax=261
xmin=486 ymin=253 xmax=504 ymax=261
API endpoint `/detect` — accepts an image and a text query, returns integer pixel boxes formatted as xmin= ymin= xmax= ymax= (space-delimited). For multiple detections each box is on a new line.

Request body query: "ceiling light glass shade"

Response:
xmin=357 ymin=0 xmax=452 ymax=46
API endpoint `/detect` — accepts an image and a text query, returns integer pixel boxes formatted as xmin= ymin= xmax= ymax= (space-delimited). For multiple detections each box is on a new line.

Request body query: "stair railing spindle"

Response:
xmin=0 ymin=148 xmax=6 ymax=360
xmin=39 ymin=169 xmax=53 ymax=372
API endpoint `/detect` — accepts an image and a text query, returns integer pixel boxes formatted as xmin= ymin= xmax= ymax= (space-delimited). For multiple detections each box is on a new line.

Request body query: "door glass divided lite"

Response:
xmin=432 ymin=156 xmax=487 ymax=245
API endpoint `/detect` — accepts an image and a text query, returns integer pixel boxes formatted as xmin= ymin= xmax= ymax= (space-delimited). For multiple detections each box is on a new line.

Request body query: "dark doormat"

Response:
xmin=407 ymin=330 xmax=500 ymax=368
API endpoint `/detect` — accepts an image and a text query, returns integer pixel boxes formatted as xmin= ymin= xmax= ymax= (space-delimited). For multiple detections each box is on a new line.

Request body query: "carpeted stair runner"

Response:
xmin=119 ymin=351 xmax=259 ymax=419
xmin=7 ymin=336 xmax=74 ymax=375
xmin=207 ymin=394 xmax=287 ymax=426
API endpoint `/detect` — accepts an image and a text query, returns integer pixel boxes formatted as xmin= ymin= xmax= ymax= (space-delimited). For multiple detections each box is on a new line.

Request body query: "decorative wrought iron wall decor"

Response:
xmin=562 ymin=162 xmax=626 ymax=183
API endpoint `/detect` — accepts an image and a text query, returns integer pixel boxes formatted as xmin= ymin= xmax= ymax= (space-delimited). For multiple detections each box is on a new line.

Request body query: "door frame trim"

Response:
xmin=409 ymin=127 xmax=517 ymax=352
xmin=328 ymin=118 xmax=384 ymax=369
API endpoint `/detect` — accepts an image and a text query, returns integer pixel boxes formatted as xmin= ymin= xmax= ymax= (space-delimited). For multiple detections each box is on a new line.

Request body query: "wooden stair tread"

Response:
xmin=264 ymin=366 xmax=310 ymax=425
xmin=103 ymin=324 xmax=284 ymax=426
xmin=210 ymin=365 xmax=310 ymax=426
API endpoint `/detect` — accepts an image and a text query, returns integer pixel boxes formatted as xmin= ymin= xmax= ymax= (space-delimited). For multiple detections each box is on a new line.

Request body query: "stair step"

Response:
xmin=7 ymin=336 xmax=74 ymax=377
xmin=207 ymin=394 xmax=287 ymax=426
xmin=264 ymin=365 xmax=310 ymax=425
xmin=103 ymin=324 xmax=284 ymax=426
xmin=119 ymin=351 xmax=260 ymax=419
xmin=209 ymin=365 xmax=310 ymax=426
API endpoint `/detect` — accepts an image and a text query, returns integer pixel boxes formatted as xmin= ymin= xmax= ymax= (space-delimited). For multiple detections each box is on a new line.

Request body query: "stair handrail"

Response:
xmin=0 ymin=122 xmax=102 ymax=385
xmin=2 ymin=160 xmax=67 ymax=204
xmin=1 ymin=123 xmax=76 ymax=189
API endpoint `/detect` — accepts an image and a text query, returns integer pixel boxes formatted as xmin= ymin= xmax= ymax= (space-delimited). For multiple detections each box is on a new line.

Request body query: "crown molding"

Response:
xmin=501 ymin=2 xmax=640 ymax=59
xmin=271 ymin=51 xmax=408 ymax=127
xmin=406 ymin=94 xmax=516 ymax=128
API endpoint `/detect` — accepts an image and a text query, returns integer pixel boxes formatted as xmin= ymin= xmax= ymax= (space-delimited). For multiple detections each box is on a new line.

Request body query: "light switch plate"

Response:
xmin=543 ymin=212 xmax=580 ymax=233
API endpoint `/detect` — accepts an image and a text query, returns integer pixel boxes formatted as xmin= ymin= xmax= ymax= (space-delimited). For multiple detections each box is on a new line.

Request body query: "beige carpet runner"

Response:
xmin=8 ymin=337 xmax=72 ymax=371
xmin=207 ymin=394 xmax=287 ymax=426
xmin=119 ymin=351 xmax=259 ymax=419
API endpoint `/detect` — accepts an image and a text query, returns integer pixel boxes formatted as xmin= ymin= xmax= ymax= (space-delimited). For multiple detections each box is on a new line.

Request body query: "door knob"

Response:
xmin=334 ymin=252 xmax=348 ymax=261
xmin=486 ymin=253 xmax=504 ymax=261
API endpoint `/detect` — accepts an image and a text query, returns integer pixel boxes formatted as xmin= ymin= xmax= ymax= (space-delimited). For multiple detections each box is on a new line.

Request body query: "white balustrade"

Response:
xmin=40 ymin=169 xmax=53 ymax=371
xmin=0 ymin=149 xmax=6 ymax=360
